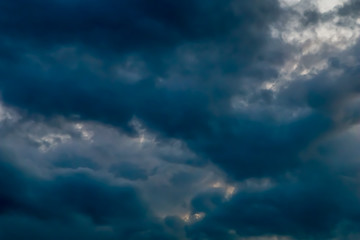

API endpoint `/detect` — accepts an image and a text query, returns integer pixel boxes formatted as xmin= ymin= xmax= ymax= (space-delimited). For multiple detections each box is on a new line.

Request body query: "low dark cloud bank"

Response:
xmin=1 ymin=0 xmax=360 ymax=239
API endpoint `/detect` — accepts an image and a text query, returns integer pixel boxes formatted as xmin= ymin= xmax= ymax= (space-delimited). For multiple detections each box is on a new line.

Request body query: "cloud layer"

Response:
xmin=1 ymin=0 xmax=360 ymax=239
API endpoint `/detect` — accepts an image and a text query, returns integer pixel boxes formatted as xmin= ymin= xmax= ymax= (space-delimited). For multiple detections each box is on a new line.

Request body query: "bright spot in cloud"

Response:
xmin=30 ymin=133 xmax=71 ymax=153
xmin=182 ymin=212 xmax=206 ymax=223
xmin=211 ymin=181 xmax=237 ymax=200
xmin=317 ymin=0 xmax=348 ymax=13
xmin=269 ymin=0 xmax=359 ymax=91
xmin=74 ymin=123 xmax=94 ymax=142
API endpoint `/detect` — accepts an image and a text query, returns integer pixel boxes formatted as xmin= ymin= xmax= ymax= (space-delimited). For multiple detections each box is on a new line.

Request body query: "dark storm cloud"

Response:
xmin=1 ymin=0 xmax=360 ymax=240
xmin=0 ymin=0 xmax=291 ymax=179
xmin=185 ymin=111 xmax=334 ymax=180
xmin=0 ymin=0 xmax=238 ymax=51
xmin=0 ymin=0 xmax=284 ymax=129
xmin=185 ymin=37 xmax=360 ymax=240
xmin=0 ymin=0 xmax=287 ymax=177
xmin=188 ymin=162 xmax=360 ymax=240
xmin=0 ymin=148 xmax=176 ymax=240
xmin=0 ymin=0 xmax=280 ymax=63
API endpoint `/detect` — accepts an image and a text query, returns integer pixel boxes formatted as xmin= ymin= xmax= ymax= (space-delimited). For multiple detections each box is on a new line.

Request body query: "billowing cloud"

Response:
xmin=1 ymin=0 xmax=360 ymax=239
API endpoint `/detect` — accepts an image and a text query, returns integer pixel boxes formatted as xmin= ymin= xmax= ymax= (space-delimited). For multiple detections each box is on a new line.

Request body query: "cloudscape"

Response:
xmin=1 ymin=0 xmax=360 ymax=239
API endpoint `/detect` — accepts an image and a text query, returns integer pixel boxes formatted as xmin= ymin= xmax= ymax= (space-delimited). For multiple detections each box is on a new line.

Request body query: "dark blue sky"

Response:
xmin=1 ymin=0 xmax=360 ymax=239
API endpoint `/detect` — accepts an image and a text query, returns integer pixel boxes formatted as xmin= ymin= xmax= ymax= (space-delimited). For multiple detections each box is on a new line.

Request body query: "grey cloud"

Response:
xmin=1 ymin=0 xmax=360 ymax=239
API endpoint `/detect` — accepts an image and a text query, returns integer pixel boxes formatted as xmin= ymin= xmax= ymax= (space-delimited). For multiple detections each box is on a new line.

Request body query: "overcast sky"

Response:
xmin=1 ymin=0 xmax=360 ymax=239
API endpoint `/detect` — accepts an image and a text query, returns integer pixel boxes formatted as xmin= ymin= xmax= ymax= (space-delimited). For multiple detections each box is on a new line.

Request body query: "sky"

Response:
xmin=0 ymin=0 xmax=360 ymax=239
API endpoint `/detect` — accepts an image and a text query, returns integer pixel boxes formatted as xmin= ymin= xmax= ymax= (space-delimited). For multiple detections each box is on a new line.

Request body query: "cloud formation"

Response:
xmin=1 ymin=0 xmax=360 ymax=239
